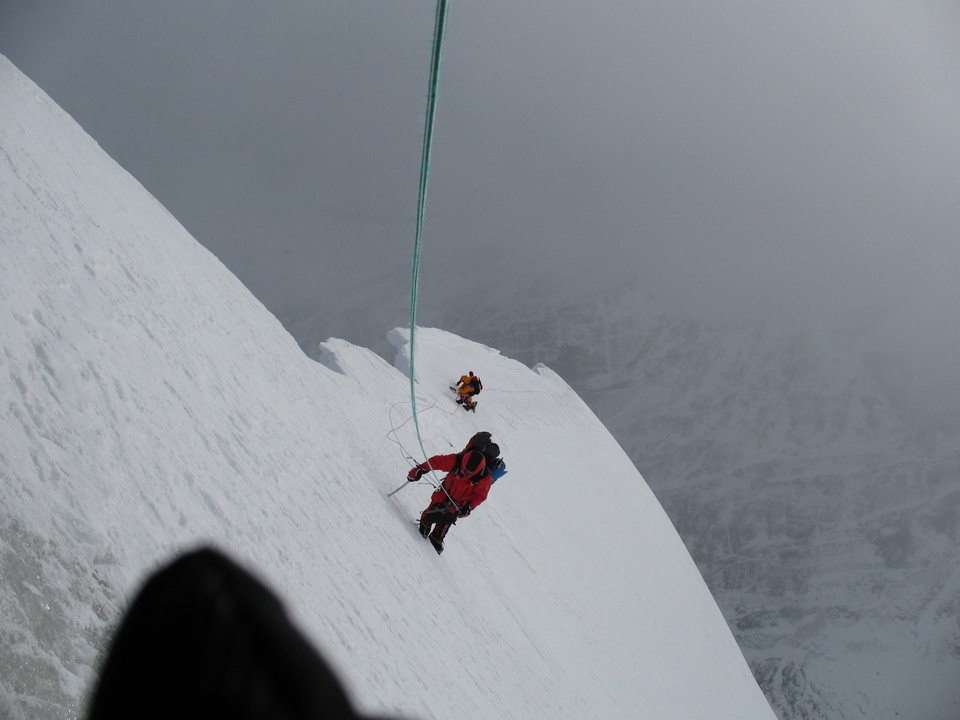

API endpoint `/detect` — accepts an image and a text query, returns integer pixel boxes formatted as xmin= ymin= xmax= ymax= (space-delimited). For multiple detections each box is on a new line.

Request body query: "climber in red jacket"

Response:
xmin=406 ymin=432 xmax=500 ymax=554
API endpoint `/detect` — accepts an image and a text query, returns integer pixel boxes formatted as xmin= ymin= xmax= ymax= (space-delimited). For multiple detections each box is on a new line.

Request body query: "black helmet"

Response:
xmin=484 ymin=443 xmax=500 ymax=461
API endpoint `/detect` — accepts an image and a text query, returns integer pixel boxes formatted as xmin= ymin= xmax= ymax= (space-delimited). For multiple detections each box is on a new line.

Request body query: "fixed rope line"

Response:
xmin=408 ymin=0 xmax=449 ymax=469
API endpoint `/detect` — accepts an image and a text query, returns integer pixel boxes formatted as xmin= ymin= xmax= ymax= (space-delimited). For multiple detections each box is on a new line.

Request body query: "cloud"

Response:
xmin=2 ymin=1 xmax=959 ymax=370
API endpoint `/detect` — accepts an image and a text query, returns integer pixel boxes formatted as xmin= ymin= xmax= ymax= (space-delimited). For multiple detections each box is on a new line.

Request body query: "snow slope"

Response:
xmin=0 ymin=56 xmax=775 ymax=720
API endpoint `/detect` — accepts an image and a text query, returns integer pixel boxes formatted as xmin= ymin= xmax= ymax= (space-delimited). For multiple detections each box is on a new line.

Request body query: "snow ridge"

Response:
xmin=0 ymin=56 xmax=774 ymax=720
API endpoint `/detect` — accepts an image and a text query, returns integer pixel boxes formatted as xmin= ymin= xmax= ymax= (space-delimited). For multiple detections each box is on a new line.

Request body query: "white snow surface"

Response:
xmin=0 ymin=55 xmax=775 ymax=720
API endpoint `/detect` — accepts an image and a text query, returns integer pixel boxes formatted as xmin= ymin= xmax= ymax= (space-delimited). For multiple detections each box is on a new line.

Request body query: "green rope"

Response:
xmin=409 ymin=0 xmax=449 ymax=464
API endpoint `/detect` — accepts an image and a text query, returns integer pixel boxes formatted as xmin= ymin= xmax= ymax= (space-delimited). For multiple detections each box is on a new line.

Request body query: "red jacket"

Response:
xmin=423 ymin=449 xmax=492 ymax=514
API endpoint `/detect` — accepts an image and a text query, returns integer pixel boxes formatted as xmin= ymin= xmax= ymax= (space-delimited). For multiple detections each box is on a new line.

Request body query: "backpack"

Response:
xmin=464 ymin=431 xmax=492 ymax=455
xmin=465 ymin=433 xmax=499 ymax=465
xmin=488 ymin=457 xmax=507 ymax=482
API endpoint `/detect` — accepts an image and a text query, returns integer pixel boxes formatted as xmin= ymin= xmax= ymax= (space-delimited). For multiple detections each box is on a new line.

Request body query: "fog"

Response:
xmin=4 ymin=2 xmax=959 ymax=366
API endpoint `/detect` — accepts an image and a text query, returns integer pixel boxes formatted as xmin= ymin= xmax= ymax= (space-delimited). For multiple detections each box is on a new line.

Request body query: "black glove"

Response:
xmin=458 ymin=502 xmax=472 ymax=518
xmin=407 ymin=466 xmax=424 ymax=482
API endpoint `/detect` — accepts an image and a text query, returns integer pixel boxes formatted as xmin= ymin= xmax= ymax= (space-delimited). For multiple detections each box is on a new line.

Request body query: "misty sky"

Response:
xmin=3 ymin=1 xmax=960 ymax=367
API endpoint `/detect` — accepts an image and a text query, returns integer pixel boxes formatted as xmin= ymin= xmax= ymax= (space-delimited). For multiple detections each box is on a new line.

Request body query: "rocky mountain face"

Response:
xmin=431 ymin=283 xmax=960 ymax=720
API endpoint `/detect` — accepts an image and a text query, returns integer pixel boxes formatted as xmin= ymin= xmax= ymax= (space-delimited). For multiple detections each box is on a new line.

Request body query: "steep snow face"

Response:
xmin=0 ymin=56 xmax=775 ymax=720
xmin=450 ymin=285 xmax=960 ymax=720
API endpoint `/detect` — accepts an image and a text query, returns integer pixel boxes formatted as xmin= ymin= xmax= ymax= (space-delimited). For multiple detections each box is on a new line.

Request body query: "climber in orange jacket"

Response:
xmin=454 ymin=371 xmax=482 ymax=410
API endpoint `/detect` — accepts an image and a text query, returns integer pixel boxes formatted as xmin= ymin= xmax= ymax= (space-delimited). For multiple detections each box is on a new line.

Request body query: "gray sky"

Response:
xmin=3 ymin=1 xmax=960 ymax=367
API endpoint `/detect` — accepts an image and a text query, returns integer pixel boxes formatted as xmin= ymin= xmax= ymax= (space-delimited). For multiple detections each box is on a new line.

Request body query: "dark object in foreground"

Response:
xmin=87 ymin=547 xmax=404 ymax=720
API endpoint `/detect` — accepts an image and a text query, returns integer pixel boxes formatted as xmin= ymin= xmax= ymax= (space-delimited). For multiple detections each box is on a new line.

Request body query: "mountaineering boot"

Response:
xmin=418 ymin=518 xmax=432 ymax=538
xmin=428 ymin=520 xmax=451 ymax=555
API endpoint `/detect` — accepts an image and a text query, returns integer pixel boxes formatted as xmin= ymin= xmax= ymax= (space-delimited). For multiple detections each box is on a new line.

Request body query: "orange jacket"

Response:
xmin=457 ymin=374 xmax=481 ymax=394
